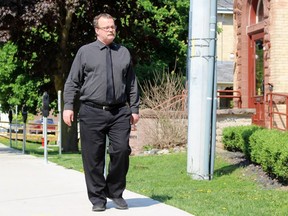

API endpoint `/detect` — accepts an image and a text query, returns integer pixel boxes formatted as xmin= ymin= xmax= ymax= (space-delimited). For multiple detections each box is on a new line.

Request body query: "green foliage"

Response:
xmin=250 ymin=129 xmax=288 ymax=181
xmin=135 ymin=59 xmax=168 ymax=84
xmin=222 ymin=125 xmax=262 ymax=157
xmin=222 ymin=126 xmax=242 ymax=152
xmin=117 ymin=0 xmax=189 ymax=83
xmin=217 ymin=25 xmax=223 ymax=34
xmin=1 ymin=0 xmax=191 ymax=112
xmin=0 ymin=42 xmax=48 ymax=113
xmin=0 ymin=1 xmax=92 ymax=113
xmin=30 ymin=26 xmax=59 ymax=42
xmin=0 ymin=41 xmax=17 ymax=82
xmin=222 ymin=125 xmax=288 ymax=182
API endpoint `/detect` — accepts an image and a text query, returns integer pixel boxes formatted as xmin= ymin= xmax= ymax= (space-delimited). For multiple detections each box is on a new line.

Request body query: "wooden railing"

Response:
xmin=217 ymin=90 xmax=242 ymax=108
xmin=0 ymin=121 xmax=58 ymax=143
xmin=152 ymin=89 xmax=242 ymax=111
xmin=266 ymin=92 xmax=288 ymax=131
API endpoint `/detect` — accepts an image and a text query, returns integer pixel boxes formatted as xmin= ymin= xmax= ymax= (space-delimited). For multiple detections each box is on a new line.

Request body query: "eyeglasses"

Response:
xmin=97 ymin=25 xmax=117 ymax=31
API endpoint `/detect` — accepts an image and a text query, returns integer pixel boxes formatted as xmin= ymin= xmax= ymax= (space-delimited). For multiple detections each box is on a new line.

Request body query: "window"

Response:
xmin=250 ymin=0 xmax=264 ymax=25
xmin=256 ymin=0 xmax=264 ymax=23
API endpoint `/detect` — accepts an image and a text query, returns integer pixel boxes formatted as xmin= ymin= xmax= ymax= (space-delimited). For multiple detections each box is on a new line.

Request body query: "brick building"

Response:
xmin=234 ymin=0 xmax=288 ymax=129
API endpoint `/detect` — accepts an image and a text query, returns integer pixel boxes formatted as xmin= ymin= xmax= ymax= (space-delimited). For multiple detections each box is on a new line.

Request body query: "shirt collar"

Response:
xmin=96 ymin=40 xmax=116 ymax=50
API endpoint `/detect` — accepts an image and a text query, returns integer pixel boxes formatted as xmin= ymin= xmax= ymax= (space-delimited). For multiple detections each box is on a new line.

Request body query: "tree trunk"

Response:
xmin=54 ymin=7 xmax=79 ymax=152
xmin=61 ymin=105 xmax=80 ymax=152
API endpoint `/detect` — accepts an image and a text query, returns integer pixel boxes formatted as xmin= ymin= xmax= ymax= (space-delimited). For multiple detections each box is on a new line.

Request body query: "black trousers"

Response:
xmin=79 ymin=103 xmax=132 ymax=205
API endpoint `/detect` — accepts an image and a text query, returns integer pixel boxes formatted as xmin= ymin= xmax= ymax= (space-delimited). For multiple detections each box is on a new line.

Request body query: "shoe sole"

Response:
xmin=92 ymin=207 xmax=106 ymax=212
xmin=115 ymin=206 xmax=128 ymax=210
xmin=111 ymin=200 xmax=128 ymax=210
xmin=92 ymin=204 xmax=106 ymax=212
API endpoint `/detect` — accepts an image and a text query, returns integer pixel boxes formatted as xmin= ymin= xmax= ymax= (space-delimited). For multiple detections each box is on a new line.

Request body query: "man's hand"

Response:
xmin=63 ymin=110 xmax=74 ymax=127
xmin=130 ymin=113 xmax=140 ymax=125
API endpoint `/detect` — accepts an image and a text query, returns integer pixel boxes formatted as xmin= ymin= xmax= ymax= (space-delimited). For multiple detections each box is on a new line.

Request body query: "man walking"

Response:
xmin=63 ymin=13 xmax=140 ymax=211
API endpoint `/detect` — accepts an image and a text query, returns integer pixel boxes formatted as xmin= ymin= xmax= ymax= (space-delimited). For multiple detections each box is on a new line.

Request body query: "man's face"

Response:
xmin=95 ymin=17 xmax=116 ymax=45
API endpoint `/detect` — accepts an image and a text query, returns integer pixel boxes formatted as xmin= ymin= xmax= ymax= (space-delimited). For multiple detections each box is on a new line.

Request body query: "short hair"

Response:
xmin=93 ymin=13 xmax=115 ymax=28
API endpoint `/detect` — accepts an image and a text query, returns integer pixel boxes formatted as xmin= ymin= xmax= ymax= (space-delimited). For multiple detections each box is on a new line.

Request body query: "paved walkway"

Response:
xmin=0 ymin=143 xmax=193 ymax=216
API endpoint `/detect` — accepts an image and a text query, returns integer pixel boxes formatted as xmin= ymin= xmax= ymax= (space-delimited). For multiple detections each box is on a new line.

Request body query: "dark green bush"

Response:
xmin=241 ymin=125 xmax=264 ymax=158
xmin=222 ymin=125 xmax=262 ymax=158
xmin=222 ymin=125 xmax=288 ymax=182
xmin=250 ymin=129 xmax=288 ymax=181
xmin=222 ymin=126 xmax=241 ymax=152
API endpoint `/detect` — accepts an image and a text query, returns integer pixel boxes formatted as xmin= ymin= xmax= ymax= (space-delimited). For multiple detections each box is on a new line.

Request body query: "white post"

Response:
xmin=58 ymin=90 xmax=62 ymax=155
xmin=104 ymin=135 xmax=109 ymax=179
xmin=9 ymin=109 xmax=13 ymax=148
xmin=22 ymin=123 xmax=26 ymax=154
xmin=187 ymin=0 xmax=217 ymax=180
xmin=9 ymin=122 xmax=12 ymax=148
xmin=22 ymin=105 xmax=28 ymax=154
xmin=43 ymin=116 xmax=48 ymax=164
xmin=15 ymin=105 xmax=18 ymax=144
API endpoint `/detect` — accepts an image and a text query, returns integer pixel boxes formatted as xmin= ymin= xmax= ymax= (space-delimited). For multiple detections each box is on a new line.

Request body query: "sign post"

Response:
xmin=22 ymin=105 xmax=28 ymax=154
xmin=42 ymin=92 xmax=49 ymax=163
xmin=15 ymin=105 xmax=18 ymax=144
xmin=8 ymin=109 xmax=13 ymax=148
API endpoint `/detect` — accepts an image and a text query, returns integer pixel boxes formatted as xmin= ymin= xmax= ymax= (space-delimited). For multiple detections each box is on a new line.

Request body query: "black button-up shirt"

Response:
xmin=63 ymin=40 xmax=139 ymax=114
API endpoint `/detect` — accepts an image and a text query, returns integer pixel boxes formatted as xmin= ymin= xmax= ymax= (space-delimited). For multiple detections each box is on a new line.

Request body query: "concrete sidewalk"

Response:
xmin=0 ymin=143 xmax=193 ymax=216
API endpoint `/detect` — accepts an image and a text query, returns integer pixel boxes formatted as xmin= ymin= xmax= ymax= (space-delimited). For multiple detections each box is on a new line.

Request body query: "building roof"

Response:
xmin=217 ymin=61 xmax=234 ymax=83
xmin=218 ymin=0 xmax=234 ymax=14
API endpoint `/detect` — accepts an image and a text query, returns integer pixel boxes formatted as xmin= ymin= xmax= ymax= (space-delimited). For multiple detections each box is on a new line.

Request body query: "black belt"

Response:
xmin=83 ymin=101 xmax=126 ymax=111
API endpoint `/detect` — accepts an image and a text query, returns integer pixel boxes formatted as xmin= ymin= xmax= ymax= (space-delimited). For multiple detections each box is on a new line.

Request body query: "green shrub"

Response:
xmin=223 ymin=125 xmax=288 ymax=182
xmin=241 ymin=125 xmax=263 ymax=158
xmin=222 ymin=125 xmax=262 ymax=158
xmin=250 ymin=129 xmax=288 ymax=181
xmin=222 ymin=126 xmax=243 ymax=152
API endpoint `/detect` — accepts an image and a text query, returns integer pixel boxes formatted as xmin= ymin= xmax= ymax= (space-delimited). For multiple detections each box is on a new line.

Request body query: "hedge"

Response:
xmin=222 ymin=125 xmax=262 ymax=159
xmin=250 ymin=129 xmax=288 ymax=181
xmin=222 ymin=125 xmax=288 ymax=182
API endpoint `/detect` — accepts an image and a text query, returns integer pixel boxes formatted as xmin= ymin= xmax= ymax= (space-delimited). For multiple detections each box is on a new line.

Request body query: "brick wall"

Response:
xmin=269 ymin=1 xmax=288 ymax=93
xmin=215 ymin=108 xmax=255 ymax=148
xmin=129 ymin=109 xmax=255 ymax=154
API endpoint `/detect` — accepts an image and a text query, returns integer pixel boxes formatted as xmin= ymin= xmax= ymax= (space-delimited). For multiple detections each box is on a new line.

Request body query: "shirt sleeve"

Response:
xmin=63 ymin=48 xmax=84 ymax=111
xmin=126 ymin=60 xmax=140 ymax=114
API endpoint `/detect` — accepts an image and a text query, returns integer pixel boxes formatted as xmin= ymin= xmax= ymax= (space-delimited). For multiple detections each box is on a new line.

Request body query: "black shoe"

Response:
xmin=110 ymin=197 xmax=128 ymax=210
xmin=92 ymin=202 xmax=106 ymax=211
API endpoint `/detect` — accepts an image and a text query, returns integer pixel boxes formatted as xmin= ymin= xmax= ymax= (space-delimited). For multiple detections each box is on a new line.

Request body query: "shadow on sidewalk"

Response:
xmin=107 ymin=197 xmax=160 ymax=209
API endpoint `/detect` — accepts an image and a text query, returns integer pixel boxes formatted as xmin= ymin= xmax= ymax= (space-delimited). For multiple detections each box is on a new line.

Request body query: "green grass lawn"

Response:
xmin=127 ymin=154 xmax=288 ymax=216
xmin=1 ymin=138 xmax=287 ymax=216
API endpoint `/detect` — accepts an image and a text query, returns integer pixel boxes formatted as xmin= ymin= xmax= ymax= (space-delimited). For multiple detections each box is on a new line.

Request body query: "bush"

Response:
xmin=222 ymin=125 xmax=288 ymax=182
xmin=250 ymin=129 xmax=288 ymax=181
xmin=140 ymin=71 xmax=187 ymax=149
xmin=222 ymin=125 xmax=262 ymax=158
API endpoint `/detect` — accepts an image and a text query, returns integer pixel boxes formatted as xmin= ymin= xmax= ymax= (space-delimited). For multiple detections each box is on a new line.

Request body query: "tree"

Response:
xmin=0 ymin=0 xmax=190 ymax=151
xmin=1 ymin=0 xmax=87 ymax=151
xmin=0 ymin=42 xmax=46 ymax=113
xmin=115 ymin=0 xmax=189 ymax=82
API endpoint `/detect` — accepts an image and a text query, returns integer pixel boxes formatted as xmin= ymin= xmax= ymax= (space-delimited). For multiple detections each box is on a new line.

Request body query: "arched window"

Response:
xmin=250 ymin=0 xmax=264 ymax=25
xmin=256 ymin=0 xmax=264 ymax=22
